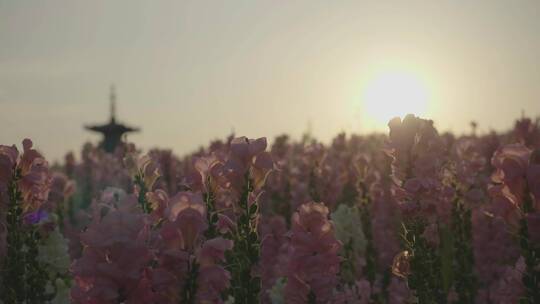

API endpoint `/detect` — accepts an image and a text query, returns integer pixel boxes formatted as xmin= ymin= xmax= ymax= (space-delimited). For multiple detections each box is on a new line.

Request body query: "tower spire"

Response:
xmin=85 ymin=85 xmax=139 ymax=153
xmin=110 ymin=84 xmax=116 ymax=123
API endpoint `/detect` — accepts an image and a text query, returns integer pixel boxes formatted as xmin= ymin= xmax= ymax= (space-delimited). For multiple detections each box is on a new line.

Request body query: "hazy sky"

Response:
xmin=1 ymin=0 xmax=540 ymax=161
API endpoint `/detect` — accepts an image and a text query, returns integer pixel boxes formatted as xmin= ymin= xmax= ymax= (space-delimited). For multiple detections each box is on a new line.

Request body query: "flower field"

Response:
xmin=1 ymin=114 xmax=539 ymax=304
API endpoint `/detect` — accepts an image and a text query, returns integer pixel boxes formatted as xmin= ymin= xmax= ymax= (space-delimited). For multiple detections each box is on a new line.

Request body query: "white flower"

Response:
xmin=331 ymin=204 xmax=366 ymax=255
xmin=268 ymin=277 xmax=286 ymax=304
xmin=49 ymin=278 xmax=70 ymax=304
xmin=38 ymin=228 xmax=70 ymax=275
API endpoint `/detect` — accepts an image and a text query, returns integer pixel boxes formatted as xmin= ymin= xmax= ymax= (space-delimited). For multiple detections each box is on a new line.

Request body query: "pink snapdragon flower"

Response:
xmin=124 ymin=153 xmax=161 ymax=194
xmin=0 ymin=139 xmax=52 ymax=215
xmin=74 ymin=142 xmax=133 ymax=202
xmin=145 ymin=189 xmax=170 ymax=221
xmin=162 ymin=191 xmax=207 ymax=252
xmin=314 ymin=153 xmax=350 ymax=209
xmin=194 ymin=154 xmax=219 ymax=193
xmin=472 ymin=207 xmax=520 ymax=294
xmin=193 ymin=137 xmax=273 ymax=220
xmin=148 ymin=149 xmax=182 ymax=194
xmin=387 ymin=115 xmax=445 ymax=186
xmin=491 ymin=144 xmax=540 ymax=214
xmin=150 ymin=190 xmax=210 ymax=303
xmin=488 ymin=256 xmax=525 ymax=304
xmin=0 ymin=139 xmax=51 ymax=261
xmin=195 ymin=237 xmax=233 ymax=303
xmin=71 ymin=195 xmax=153 ymax=303
xmin=452 ymin=137 xmax=490 ymax=208
xmin=370 ymin=185 xmax=401 ymax=270
xmin=45 ymin=172 xmax=75 ymax=211
xmin=284 ymin=202 xmax=341 ymax=303
xmin=513 ymin=117 xmax=540 ymax=148
xmin=18 ymin=139 xmax=51 ymax=213
xmin=259 ymin=215 xmax=288 ymax=303
xmin=453 ymin=138 xmax=488 ymax=188
xmin=386 ymin=115 xmax=449 ymax=222
xmin=491 ymin=143 xmax=531 ymax=206
xmin=217 ymin=137 xmax=274 ymax=192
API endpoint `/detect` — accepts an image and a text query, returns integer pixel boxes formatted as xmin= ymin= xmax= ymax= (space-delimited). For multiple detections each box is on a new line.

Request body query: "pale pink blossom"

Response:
xmin=195 ymin=237 xmax=233 ymax=303
xmin=71 ymin=198 xmax=153 ymax=303
xmin=259 ymin=215 xmax=288 ymax=303
xmin=284 ymin=202 xmax=341 ymax=303
xmin=162 ymin=191 xmax=207 ymax=252
xmin=491 ymin=143 xmax=531 ymax=206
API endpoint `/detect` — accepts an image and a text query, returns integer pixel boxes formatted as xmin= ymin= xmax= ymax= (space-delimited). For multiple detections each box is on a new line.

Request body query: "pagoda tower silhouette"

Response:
xmin=85 ymin=85 xmax=139 ymax=152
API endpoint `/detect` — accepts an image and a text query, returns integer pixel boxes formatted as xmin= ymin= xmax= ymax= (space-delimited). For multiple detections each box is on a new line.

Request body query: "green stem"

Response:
xmin=226 ymin=173 xmax=261 ymax=304
xmin=204 ymin=186 xmax=218 ymax=239
xmin=135 ymin=174 xmax=150 ymax=214
xmin=181 ymin=255 xmax=200 ymax=304
xmin=519 ymin=190 xmax=540 ymax=303
xmin=402 ymin=219 xmax=447 ymax=304
xmin=1 ymin=169 xmax=48 ymax=303
xmin=451 ymin=199 xmax=476 ymax=304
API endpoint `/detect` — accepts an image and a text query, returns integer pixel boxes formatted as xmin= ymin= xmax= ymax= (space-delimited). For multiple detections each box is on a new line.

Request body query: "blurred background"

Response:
xmin=1 ymin=0 xmax=539 ymax=161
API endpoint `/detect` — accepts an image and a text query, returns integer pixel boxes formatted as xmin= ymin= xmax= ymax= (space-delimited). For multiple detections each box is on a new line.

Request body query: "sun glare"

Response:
xmin=361 ymin=71 xmax=431 ymax=127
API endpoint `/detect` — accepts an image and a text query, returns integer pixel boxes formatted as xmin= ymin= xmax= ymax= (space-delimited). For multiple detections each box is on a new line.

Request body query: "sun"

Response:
xmin=361 ymin=70 xmax=431 ymax=127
